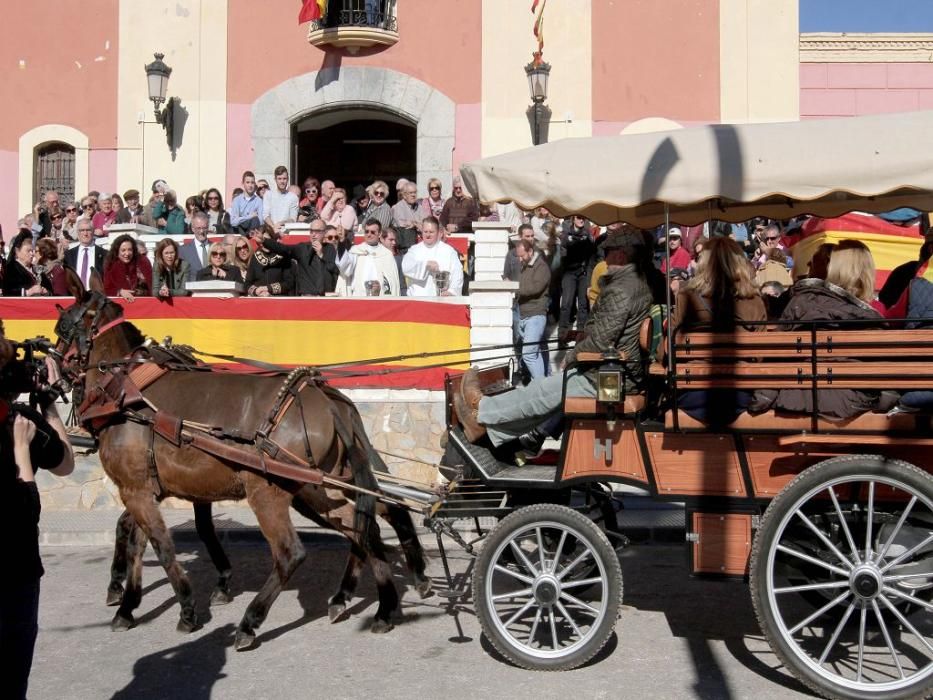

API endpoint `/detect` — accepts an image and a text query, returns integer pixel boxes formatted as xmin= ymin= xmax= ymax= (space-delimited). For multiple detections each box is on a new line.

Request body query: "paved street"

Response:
xmin=29 ymin=533 xmax=813 ymax=700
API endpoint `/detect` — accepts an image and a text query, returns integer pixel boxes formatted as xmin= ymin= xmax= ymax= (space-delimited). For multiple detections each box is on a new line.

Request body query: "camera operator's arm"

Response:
xmin=41 ymin=357 xmax=74 ymax=477
xmin=14 ymin=414 xmax=37 ymax=482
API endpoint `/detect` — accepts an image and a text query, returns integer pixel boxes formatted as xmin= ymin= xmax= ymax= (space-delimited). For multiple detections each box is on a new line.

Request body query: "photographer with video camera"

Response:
xmin=0 ymin=321 xmax=74 ymax=699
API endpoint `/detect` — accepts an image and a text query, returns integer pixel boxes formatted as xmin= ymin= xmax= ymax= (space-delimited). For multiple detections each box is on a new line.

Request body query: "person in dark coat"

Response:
xmin=558 ymin=214 xmax=597 ymax=344
xmin=245 ymin=226 xmax=295 ymax=296
xmin=3 ymin=232 xmax=51 ymax=297
xmin=261 ymin=220 xmax=336 ymax=296
xmin=751 ymin=240 xmax=885 ymax=421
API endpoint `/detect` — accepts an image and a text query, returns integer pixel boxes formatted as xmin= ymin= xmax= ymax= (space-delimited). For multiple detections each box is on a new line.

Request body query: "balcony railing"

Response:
xmin=308 ymin=1 xmax=398 ymax=52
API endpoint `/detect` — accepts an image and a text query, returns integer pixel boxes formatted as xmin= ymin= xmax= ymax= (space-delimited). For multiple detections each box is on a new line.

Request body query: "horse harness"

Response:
xmin=77 ymin=346 xmax=353 ymax=498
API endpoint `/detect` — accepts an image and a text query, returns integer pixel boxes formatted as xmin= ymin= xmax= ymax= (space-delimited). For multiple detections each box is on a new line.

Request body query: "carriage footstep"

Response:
xmin=436 ymin=588 xmax=467 ymax=600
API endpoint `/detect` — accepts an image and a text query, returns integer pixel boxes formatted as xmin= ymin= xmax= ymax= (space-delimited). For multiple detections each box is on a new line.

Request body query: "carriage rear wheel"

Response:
xmin=751 ymin=455 xmax=933 ymax=700
xmin=473 ymin=503 xmax=622 ymax=671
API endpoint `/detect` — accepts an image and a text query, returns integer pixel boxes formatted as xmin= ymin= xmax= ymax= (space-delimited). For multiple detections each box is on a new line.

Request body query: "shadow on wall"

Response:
xmin=166 ymin=98 xmax=189 ymax=161
xmin=314 ymin=53 xmax=343 ymax=91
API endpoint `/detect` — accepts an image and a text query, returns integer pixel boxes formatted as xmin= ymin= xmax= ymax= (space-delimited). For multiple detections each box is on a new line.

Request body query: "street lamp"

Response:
xmin=524 ymin=54 xmax=552 ymax=146
xmin=144 ymin=52 xmax=176 ymax=138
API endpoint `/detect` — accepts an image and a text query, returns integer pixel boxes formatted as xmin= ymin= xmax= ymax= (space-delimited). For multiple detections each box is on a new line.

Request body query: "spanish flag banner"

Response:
xmin=532 ymin=0 xmax=547 ymax=55
xmin=298 ymin=0 xmax=327 ymax=24
xmin=1 ymin=297 xmax=471 ymax=390
xmin=786 ymin=213 xmax=933 ymax=289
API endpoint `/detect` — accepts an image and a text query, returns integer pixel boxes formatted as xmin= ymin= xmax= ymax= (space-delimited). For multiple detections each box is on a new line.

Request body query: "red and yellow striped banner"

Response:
xmin=1 ymin=297 xmax=471 ymax=390
xmin=787 ymin=213 xmax=933 ymax=288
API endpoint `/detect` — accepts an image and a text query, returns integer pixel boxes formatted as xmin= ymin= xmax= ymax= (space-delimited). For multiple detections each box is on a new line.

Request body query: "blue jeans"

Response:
xmin=478 ymin=369 xmax=595 ymax=446
xmin=519 ymin=314 xmax=548 ymax=380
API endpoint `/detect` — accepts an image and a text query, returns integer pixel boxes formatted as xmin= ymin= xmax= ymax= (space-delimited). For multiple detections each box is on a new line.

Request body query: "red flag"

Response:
xmin=298 ymin=0 xmax=326 ymax=24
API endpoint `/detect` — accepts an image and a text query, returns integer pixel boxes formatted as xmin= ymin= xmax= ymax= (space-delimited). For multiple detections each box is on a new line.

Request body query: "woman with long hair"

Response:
xmin=672 ymin=236 xmax=766 ymax=425
xmin=751 ymin=239 xmax=885 ymax=420
xmin=230 ymin=235 xmax=252 ymax=283
xmin=103 ymin=233 xmax=152 ymax=300
xmin=152 ymin=238 xmax=190 ymax=298
xmin=203 ymin=188 xmax=230 ymax=234
xmin=672 ymin=235 xmax=766 ymax=333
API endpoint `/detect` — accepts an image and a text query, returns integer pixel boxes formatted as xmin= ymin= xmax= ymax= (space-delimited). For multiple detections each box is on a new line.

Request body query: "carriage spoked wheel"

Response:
xmin=751 ymin=455 xmax=933 ymax=700
xmin=473 ymin=504 xmax=622 ymax=671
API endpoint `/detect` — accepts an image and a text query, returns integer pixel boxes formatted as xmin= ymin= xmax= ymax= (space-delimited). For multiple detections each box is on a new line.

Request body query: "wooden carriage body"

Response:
xmin=448 ymin=322 xmax=933 ymax=578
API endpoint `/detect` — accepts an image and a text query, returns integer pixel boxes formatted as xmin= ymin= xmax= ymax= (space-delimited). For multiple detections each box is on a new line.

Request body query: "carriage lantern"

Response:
xmin=596 ymin=366 xmax=621 ymax=404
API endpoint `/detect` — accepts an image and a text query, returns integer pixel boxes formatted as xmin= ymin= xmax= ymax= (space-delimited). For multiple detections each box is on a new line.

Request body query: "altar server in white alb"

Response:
xmin=336 ymin=217 xmax=401 ymax=296
xmin=401 ymin=216 xmax=464 ymax=296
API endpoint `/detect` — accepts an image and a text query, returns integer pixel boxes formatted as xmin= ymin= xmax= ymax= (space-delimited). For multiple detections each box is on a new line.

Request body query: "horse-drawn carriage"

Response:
xmin=30 ymin=111 xmax=933 ymax=700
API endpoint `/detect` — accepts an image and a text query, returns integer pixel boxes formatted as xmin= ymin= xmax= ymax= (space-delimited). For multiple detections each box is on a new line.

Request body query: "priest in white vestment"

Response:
xmin=401 ymin=216 xmax=464 ymax=297
xmin=336 ymin=218 xmax=401 ymax=296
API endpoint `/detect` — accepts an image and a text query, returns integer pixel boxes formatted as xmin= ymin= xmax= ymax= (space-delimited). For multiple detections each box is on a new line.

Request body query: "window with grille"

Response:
xmin=34 ymin=142 xmax=76 ymax=205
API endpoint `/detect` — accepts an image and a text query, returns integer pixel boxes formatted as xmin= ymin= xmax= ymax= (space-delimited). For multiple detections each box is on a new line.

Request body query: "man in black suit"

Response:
xmin=178 ymin=212 xmax=211 ymax=282
xmin=64 ymin=220 xmax=106 ymax=289
xmin=261 ymin=219 xmax=337 ymax=296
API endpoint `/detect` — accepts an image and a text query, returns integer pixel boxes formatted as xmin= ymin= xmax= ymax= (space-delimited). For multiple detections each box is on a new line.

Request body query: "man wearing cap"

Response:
xmin=455 ymin=229 xmax=652 ymax=446
xmin=115 ymin=189 xmax=143 ymax=224
xmin=660 ymin=227 xmax=692 ymax=274
xmin=439 ymin=176 xmax=479 ymax=234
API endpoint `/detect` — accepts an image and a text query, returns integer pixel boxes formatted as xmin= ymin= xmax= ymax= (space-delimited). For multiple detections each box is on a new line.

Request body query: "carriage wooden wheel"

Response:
xmin=472 ymin=504 xmax=623 ymax=671
xmin=751 ymin=456 xmax=933 ymax=700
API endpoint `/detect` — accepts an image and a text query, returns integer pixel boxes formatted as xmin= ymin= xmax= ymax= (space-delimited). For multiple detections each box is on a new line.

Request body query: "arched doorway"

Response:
xmin=291 ymin=107 xmax=416 ymax=196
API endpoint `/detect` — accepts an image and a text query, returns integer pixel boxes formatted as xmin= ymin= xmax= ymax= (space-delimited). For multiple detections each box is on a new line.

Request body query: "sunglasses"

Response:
xmin=764 ymin=236 xmax=781 ymax=242
xmin=429 ymin=186 xmax=441 ymax=191
xmin=83 ymin=204 xmax=94 ymax=209
xmin=306 ymin=188 xmax=317 ymax=193
xmin=235 ymin=244 xmax=249 ymax=251
xmin=373 ymin=191 xmax=386 ymax=197
xmin=211 ymin=252 xmax=226 ymax=257
xmin=207 ymin=196 xmax=220 ymax=201
xmin=51 ymin=214 xmax=63 ymax=220
xmin=324 ymin=235 xmax=337 ymax=241
xmin=65 ymin=207 xmax=77 ymax=213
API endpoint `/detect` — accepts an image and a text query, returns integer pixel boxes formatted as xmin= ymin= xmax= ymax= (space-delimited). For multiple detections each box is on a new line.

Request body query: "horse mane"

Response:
xmin=95 ymin=296 xmax=146 ymax=350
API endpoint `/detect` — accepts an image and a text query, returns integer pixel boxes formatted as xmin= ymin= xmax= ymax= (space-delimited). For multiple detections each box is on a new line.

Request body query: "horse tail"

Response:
xmin=323 ymin=389 xmax=383 ymax=556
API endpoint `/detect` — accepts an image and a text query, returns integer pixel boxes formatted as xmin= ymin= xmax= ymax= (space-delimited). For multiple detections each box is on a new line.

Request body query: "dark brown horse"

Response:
xmin=55 ymin=272 xmax=426 ymax=649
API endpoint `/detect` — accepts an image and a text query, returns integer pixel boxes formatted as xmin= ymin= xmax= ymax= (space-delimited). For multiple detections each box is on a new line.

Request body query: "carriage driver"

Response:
xmin=456 ymin=228 xmax=653 ymax=448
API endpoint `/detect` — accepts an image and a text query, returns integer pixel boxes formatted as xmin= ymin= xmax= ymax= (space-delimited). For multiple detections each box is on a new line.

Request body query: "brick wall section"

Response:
xmin=801 ymin=63 xmax=933 ymax=117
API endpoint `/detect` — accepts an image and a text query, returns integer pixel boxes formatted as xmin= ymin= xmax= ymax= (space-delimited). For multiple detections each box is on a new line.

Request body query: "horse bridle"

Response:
xmin=54 ymin=291 xmax=125 ymax=378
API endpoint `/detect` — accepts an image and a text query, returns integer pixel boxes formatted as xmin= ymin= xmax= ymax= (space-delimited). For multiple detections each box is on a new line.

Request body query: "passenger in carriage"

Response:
xmin=750 ymin=240 xmax=889 ymax=420
xmin=456 ymin=229 xmax=652 ymax=446
xmin=671 ymin=236 xmax=767 ymax=426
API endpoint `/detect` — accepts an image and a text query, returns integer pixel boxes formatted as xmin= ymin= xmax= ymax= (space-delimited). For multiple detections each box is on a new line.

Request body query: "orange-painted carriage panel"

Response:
xmin=692 ymin=513 xmax=752 ymax=576
xmin=561 ymin=420 xmax=647 ymax=483
xmin=646 ymin=433 xmax=747 ymax=497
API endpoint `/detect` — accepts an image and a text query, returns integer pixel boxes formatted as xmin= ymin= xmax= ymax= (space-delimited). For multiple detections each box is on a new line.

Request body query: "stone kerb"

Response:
xmin=252 ymin=67 xmax=456 ymax=197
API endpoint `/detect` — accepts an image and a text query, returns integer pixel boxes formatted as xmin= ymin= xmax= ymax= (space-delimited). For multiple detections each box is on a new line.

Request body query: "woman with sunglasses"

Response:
xmin=360 ymin=180 xmax=393 ymax=231
xmin=153 ymin=238 xmax=190 ymax=297
xmin=230 ymin=235 xmax=252 ymax=283
xmin=420 ymin=178 xmax=445 ymax=220
xmin=61 ymin=203 xmax=80 ymax=240
xmin=299 ymin=178 xmax=320 ymax=210
xmin=203 ymin=188 xmax=230 ymax=234
xmin=196 ymin=243 xmax=237 ymax=282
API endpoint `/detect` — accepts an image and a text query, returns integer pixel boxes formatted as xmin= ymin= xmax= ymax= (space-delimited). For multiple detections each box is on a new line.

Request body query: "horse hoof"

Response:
xmin=176 ymin=615 xmax=202 ymax=634
xmin=415 ymin=577 xmax=433 ymax=599
xmin=234 ymin=630 xmax=257 ymax=651
xmin=210 ymin=588 xmax=234 ymax=606
xmin=370 ymin=618 xmax=394 ymax=634
xmin=105 ymin=587 xmax=124 ymax=607
xmin=111 ymin=613 xmax=135 ymax=631
xmin=328 ymin=603 xmax=348 ymax=624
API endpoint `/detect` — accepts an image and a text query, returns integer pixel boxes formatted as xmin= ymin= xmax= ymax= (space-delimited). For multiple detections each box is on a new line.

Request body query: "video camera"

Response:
xmin=0 ymin=336 xmax=67 ymax=409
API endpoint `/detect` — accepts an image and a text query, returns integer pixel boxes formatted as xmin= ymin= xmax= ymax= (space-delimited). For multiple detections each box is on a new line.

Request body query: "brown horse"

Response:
xmin=55 ymin=272 xmax=425 ymax=649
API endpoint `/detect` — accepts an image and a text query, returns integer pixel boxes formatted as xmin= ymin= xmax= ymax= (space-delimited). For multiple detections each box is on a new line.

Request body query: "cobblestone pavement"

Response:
xmin=28 ymin=534 xmax=812 ymax=700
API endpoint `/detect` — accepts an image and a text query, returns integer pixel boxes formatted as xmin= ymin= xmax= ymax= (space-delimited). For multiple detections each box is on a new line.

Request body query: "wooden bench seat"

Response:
xmin=675 ymin=329 xmax=933 ymax=360
xmin=665 ymin=408 xmax=919 ymax=432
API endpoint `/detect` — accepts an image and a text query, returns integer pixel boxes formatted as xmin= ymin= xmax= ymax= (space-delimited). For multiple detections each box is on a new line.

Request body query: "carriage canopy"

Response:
xmin=460 ymin=110 xmax=933 ymax=227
